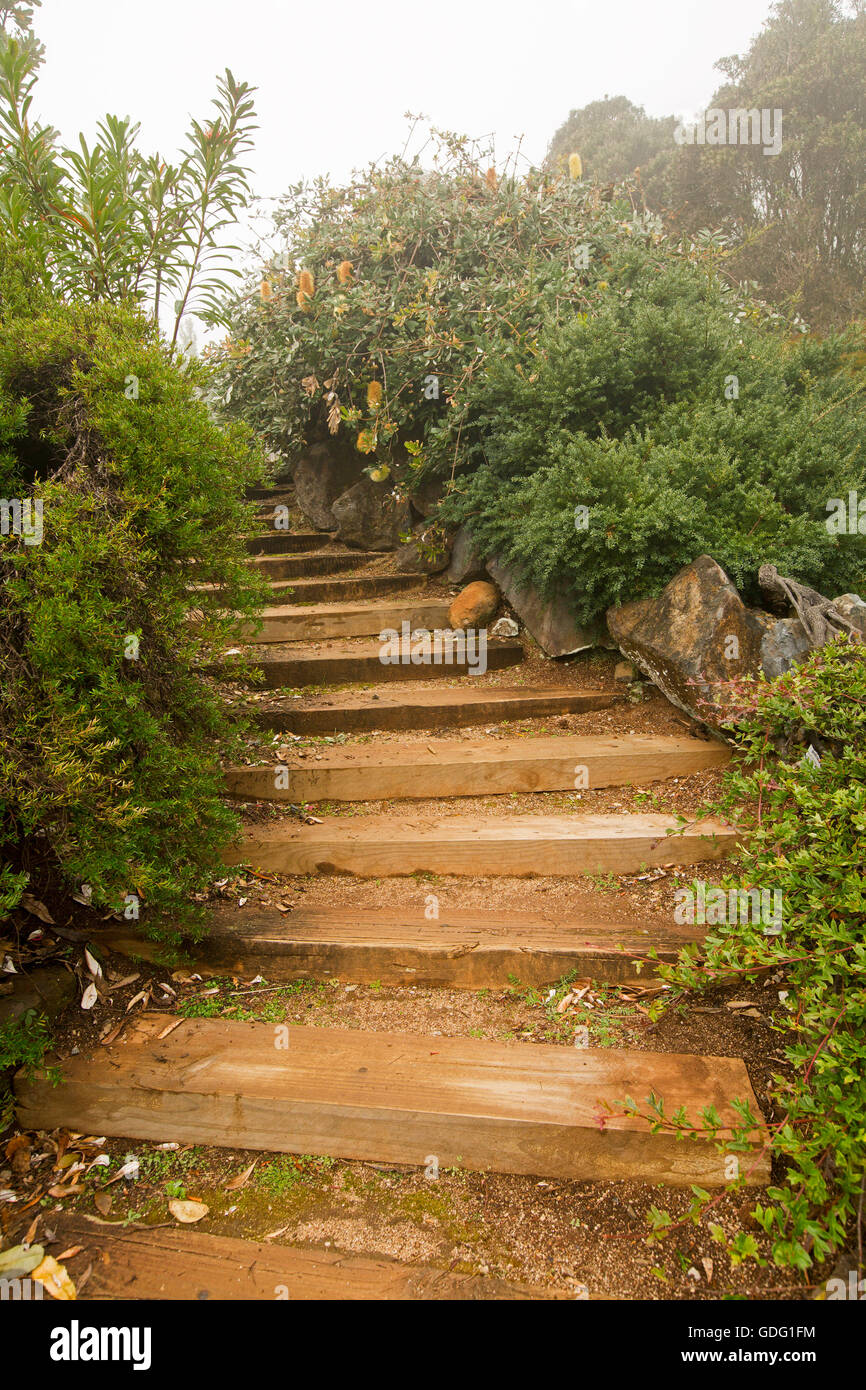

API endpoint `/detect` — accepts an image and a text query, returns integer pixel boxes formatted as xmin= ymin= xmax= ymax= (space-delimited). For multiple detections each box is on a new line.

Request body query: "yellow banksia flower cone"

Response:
xmin=296 ymin=290 xmax=310 ymax=311
xmin=568 ymin=152 xmax=583 ymax=180
xmin=485 ymin=166 xmax=497 ymax=190
xmin=259 ymin=278 xmax=272 ymax=301
xmin=297 ymin=269 xmax=315 ymax=296
xmin=337 ymin=259 xmax=353 ymax=284
xmin=356 ymin=429 xmax=376 ymax=454
xmin=370 ymin=464 xmax=390 ymax=483
xmin=367 ymin=380 xmax=383 ymax=409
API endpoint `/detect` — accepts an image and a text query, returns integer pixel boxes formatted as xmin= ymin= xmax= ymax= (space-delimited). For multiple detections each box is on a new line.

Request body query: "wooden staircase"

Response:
xmin=15 ymin=503 xmax=763 ymax=1297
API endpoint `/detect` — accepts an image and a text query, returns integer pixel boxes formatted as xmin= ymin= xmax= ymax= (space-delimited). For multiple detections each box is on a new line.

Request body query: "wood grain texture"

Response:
xmin=221 ymin=640 xmax=524 ymax=689
xmin=248 ymin=552 xmax=379 ymax=579
xmin=224 ymin=734 xmax=729 ymax=802
xmin=41 ymin=1215 xmax=561 ymax=1300
xmin=237 ymin=598 xmax=451 ymax=643
xmin=97 ymin=905 xmax=700 ymax=987
xmin=226 ymin=812 xmax=741 ymax=877
xmin=253 ymin=685 xmax=616 ymax=733
xmin=243 ymin=533 xmax=325 ymax=554
xmin=15 ymin=1015 xmax=769 ymax=1186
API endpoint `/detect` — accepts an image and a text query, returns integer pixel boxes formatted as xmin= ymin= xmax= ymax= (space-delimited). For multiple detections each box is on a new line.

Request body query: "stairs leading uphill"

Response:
xmin=15 ymin=488 xmax=763 ymax=1297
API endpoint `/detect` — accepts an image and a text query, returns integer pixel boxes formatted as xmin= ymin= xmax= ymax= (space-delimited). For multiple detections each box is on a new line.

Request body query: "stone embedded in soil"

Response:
xmin=445 ymin=527 xmax=488 ymax=585
xmin=486 ymin=556 xmax=600 ymax=658
xmin=292 ymin=443 xmax=360 ymax=531
xmin=393 ymin=526 xmax=451 ymax=574
xmin=607 ymin=555 xmax=769 ymax=723
xmin=332 ymin=478 xmax=412 ymax=551
xmin=448 ymin=580 xmax=500 ymax=630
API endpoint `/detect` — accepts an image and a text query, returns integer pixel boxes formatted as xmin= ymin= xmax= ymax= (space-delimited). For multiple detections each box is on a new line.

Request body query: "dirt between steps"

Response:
xmin=4 ymin=960 xmax=808 ymax=1302
xmin=3 ymin=619 xmax=797 ymax=1302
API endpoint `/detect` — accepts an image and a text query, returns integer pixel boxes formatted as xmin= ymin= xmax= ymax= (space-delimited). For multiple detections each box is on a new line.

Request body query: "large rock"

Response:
xmin=832 ymin=593 xmax=866 ymax=635
xmin=449 ymin=581 xmax=500 ymax=630
xmin=394 ymin=526 xmax=451 ymax=575
xmin=445 ymin=527 xmax=488 ymax=585
xmin=486 ymin=556 xmax=599 ymax=658
xmin=408 ymin=476 xmax=444 ymax=519
xmin=607 ymin=555 xmax=768 ymax=721
xmin=332 ymin=478 xmax=412 ymax=551
xmin=292 ymin=444 xmax=359 ymax=531
xmin=760 ymin=618 xmax=813 ymax=680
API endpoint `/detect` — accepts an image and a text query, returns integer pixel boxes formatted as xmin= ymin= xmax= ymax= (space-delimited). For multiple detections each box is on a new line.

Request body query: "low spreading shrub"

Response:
xmin=642 ymin=636 xmax=866 ymax=1271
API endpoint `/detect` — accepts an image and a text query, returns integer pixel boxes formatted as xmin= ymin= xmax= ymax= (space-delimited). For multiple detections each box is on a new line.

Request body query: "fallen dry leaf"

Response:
xmin=80 ymin=982 xmax=98 ymax=1010
xmin=224 ymin=1160 xmax=257 ymax=1192
xmin=32 ymin=1254 xmax=76 ymax=1300
xmin=168 ymin=1198 xmax=209 ymax=1224
xmin=93 ymin=1192 xmax=112 ymax=1216
xmin=20 ymin=893 xmax=55 ymax=925
xmin=57 ymin=1245 xmax=84 ymax=1261
xmin=83 ymin=947 xmax=103 ymax=978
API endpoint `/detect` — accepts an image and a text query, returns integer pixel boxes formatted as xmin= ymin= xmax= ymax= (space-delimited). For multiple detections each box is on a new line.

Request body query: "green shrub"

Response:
xmin=211 ymin=126 xmax=728 ymax=491
xmin=438 ymin=272 xmax=866 ymax=617
xmin=651 ymin=636 xmax=866 ymax=1270
xmin=0 ymin=246 xmax=267 ymax=940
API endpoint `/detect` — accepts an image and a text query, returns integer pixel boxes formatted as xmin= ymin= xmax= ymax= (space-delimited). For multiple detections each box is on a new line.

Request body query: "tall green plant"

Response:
xmin=0 ymin=31 xmax=256 ymax=345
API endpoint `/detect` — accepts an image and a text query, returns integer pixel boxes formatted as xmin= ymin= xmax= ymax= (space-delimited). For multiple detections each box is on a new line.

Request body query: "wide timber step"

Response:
xmin=187 ymin=574 xmax=422 ymax=603
xmin=243 ymin=532 xmax=327 ymax=555
xmin=98 ymin=906 xmax=702 ymax=987
xmin=226 ymin=812 xmax=740 ymax=876
xmin=224 ymin=733 xmax=729 ymax=803
xmin=249 ymin=551 xmax=382 ymax=580
xmin=15 ymin=1015 xmax=769 ymax=1186
xmin=260 ymin=574 xmax=423 ymax=604
xmin=253 ymin=685 xmax=618 ymax=734
xmin=245 ymin=485 xmax=296 ymax=501
xmin=237 ymin=597 xmax=451 ymax=643
xmin=41 ymin=1215 xmax=558 ymax=1301
xmin=219 ymin=638 xmax=524 ymax=688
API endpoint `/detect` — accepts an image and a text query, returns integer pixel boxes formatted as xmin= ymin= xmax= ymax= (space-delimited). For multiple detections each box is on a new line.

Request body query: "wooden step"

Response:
xmin=225 ymin=734 xmax=729 ymax=803
xmin=246 ymin=485 xmax=295 ymax=501
xmin=187 ymin=574 xmax=422 ymax=603
xmin=244 ymin=533 xmax=326 ymax=555
xmin=238 ymin=598 xmax=452 ymax=643
xmin=253 ymin=686 xmax=617 ymax=734
xmin=15 ymin=1015 xmax=769 ymax=1186
xmin=249 ymin=552 xmax=380 ymax=580
xmin=226 ymin=812 xmax=740 ymax=876
xmin=99 ymin=907 xmax=701 ymax=987
xmin=261 ymin=575 xmax=423 ymax=604
xmin=219 ymin=639 xmax=524 ymax=689
xmin=39 ymin=1215 xmax=557 ymax=1301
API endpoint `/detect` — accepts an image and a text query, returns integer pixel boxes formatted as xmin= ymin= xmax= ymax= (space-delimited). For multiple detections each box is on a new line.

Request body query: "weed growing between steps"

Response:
xmin=0 ymin=245 xmax=268 ymax=942
xmin=635 ymin=636 xmax=866 ymax=1273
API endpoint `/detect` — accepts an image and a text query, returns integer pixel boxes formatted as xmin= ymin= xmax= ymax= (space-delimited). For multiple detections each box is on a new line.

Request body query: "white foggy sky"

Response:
xmin=34 ymin=0 xmax=774 ymax=197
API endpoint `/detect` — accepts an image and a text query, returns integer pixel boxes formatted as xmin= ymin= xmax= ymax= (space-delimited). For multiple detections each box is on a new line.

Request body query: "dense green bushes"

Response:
xmin=212 ymin=127 xmax=680 ymax=481
xmin=0 ymin=248 xmax=267 ymax=939
xmin=440 ymin=277 xmax=866 ymax=618
xmin=215 ymin=128 xmax=865 ymax=615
